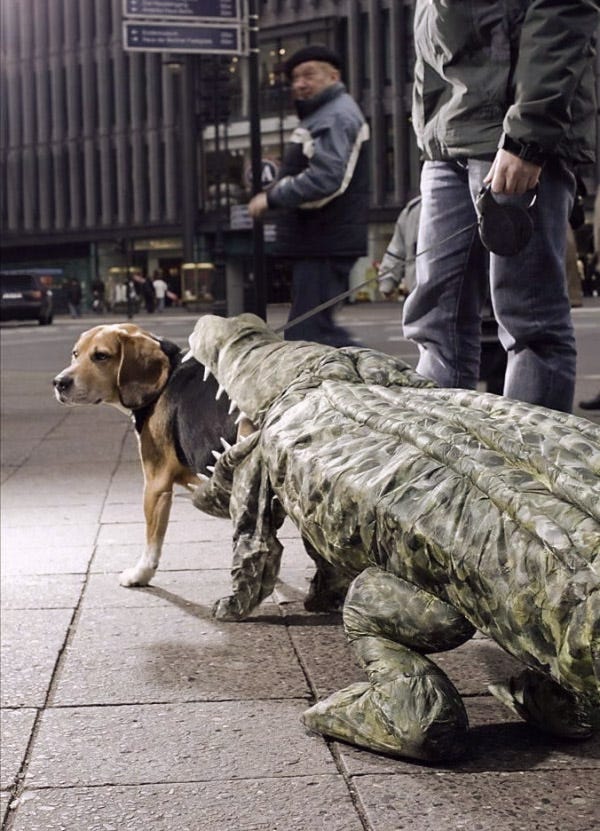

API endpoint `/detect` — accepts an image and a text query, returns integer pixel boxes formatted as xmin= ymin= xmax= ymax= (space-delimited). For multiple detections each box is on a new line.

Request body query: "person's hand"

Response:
xmin=484 ymin=149 xmax=541 ymax=195
xmin=377 ymin=272 xmax=398 ymax=301
xmin=247 ymin=192 xmax=269 ymax=218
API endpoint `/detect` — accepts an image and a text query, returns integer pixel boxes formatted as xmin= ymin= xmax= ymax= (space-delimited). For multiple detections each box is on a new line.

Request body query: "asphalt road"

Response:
xmin=1 ymin=299 xmax=599 ymax=426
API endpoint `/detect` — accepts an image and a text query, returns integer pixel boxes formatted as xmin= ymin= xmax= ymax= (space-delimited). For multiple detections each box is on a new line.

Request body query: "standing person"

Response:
xmin=152 ymin=270 xmax=168 ymax=313
xmin=141 ymin=275 xmax=156 ymax=313
xmin=66 ymin=277 xmax=82 ymax=318
xmin=90 ymin=277 xmax=105 ymax=314
xmin=125 ymin=275 xmax=138 ymax=320
xmin=403 ymin=1 xmax=598 ymax=414
xmin=377 ymin=195 xmax=421 ymax=299
xmin=248 ymin=44 xmax=370 ymax=346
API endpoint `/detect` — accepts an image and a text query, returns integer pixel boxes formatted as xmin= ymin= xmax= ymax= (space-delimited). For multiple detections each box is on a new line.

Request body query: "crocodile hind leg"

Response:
xmin=489 ymin=669 xmax=595 ymax=739
xmin=303 ymin=566 xmax=476 ymax=761
xmin=302 ymin=537 xmax=353 ymax=612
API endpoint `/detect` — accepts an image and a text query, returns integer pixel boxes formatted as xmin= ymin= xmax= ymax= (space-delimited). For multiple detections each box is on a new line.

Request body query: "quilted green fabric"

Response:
xmin=189 ymin=314 xmax=600 ymax=761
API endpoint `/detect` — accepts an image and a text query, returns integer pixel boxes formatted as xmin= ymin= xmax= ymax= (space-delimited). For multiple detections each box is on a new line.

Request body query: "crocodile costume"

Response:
xmin=187 ymin=313 xmax=600 ymax=762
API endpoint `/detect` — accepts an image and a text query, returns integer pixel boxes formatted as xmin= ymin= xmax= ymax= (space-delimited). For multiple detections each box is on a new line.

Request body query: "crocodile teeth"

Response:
xmin=181 ymin=350 xmax=193 ymax=362
xmin=228 ymin=399 xmax=237 ymax=415
xmin=206 ymin=465 xmax=215 ymax=474
xmin=203 ymin=365 xmax=211 ymax=382
xmin=195 ymin=473 xmax=210 ymax=482
xmin=235 ymin=411 xmax=248 ymax=425
xmin=215 ymin=385 xmax=225 ymax=400
xmin=220 ymin=438 xmax=232 ymax=451
xmin=211 ymin=450 xmax=222 ymax=461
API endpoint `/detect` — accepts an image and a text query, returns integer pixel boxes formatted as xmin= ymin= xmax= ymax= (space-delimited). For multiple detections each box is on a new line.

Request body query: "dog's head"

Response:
xmin=53 ymin=323 xmax=174 ymax=410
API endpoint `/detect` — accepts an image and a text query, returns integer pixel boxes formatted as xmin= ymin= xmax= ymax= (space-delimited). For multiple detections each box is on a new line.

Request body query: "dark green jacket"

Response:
xmin=412 ymin=0 xmax=598 ymax=163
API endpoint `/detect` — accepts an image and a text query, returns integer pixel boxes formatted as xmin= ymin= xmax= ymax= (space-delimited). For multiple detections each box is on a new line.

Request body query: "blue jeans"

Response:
xmin=285 ymin=258 xmax=359 ymax=347
xmin=403 ymin=159 xmax=577 ymax=413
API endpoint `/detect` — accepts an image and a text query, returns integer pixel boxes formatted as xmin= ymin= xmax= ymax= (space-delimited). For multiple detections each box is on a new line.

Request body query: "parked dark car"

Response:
xmin=0 ymin=271 xmax=54 ymax=325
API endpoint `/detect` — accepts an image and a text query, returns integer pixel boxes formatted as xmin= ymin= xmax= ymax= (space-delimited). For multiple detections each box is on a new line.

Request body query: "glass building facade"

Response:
xmin=1 ymin=0 xmax=598 ymax=307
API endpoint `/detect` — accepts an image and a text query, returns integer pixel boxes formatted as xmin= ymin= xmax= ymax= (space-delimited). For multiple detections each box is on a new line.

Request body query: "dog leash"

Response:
xmin=274 ymin=221 xmax=477 ymax=335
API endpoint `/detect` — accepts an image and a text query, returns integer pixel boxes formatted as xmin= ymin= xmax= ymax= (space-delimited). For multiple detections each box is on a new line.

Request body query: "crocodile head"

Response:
xmin=187 ymin=313 xmax=337 ymax=425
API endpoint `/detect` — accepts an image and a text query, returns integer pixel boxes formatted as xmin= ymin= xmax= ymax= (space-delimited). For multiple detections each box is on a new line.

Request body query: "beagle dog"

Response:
xmin=53 ymin=323 xmax=240 ymax=588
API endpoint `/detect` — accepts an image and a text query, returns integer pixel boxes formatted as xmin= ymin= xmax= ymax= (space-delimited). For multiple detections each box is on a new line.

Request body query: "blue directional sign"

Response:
xmin=124 ymin=0 xmax=241 ymax=21
xmin=124 ymin=21 xmax=244 ymax=54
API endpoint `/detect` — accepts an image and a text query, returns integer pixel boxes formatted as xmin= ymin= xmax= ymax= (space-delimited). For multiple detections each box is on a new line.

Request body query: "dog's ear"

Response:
xmin=117 ymin=332 xmax=170 ymax=409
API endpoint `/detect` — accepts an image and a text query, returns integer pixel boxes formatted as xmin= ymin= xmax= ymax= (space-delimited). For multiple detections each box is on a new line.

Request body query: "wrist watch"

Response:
xmin=498 ymin=134 xmax=546 ymax=167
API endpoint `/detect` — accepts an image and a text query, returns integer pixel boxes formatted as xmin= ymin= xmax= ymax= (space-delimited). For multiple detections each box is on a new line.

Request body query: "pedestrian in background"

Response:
xmin=141 ymin=275 xmax=156 ymax=314
xmin=377 ymin=195 xmax=421 ymax=300
xmin=66 ymin=277 xmax=82 ymax=318
xmin=152 ymin=270 xmax=168 ymax=313
xmin=248 ymin=44 xmax=370 ymax=346
xmin=403 ymin=1 xmax=598 ymax=414
xmin=125 ymin=275 xmax=138 ymax=320
xmin=91 ymin=277 xmax=105 ymax=314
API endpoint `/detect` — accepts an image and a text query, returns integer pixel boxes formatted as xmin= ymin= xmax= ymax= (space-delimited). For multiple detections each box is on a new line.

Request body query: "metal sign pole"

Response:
xmin=247 ymin=0 xmax=266 ymax=319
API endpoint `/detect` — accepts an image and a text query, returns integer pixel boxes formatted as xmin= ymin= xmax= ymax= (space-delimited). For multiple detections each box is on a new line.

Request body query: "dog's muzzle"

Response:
xmin=53 ymin=373 xmax=74 ymax=401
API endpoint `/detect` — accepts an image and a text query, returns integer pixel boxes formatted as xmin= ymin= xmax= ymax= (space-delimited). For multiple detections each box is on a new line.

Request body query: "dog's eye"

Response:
xmin=92 ymin=351 xmax=110 ymax=362
xmin=72 ymin=350 xmax=78 ymax=359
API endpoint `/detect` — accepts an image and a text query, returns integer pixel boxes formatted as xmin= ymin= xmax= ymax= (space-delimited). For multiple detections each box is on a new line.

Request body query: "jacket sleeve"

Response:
xmin=377 ymin=215 xmax=407 ymax=294
xmin=267 ymin=114 xmax=368 ymax=210
xmin=503 ymin=0 xmax=598 ymax=151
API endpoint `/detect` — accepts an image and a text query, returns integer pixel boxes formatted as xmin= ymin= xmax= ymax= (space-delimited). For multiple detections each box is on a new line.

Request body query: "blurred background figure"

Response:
xmin=152 ymin=270 xmax=168 ymax=313
xmin=91 ymin=277 xmax=106 ymax=314
xmin=66 ymin=277 xmax=82 ymax=318
xmin=377 ymin=195 xmax=421 ymax=301
xmin=141 ymin=275 xmax=156 ymax=313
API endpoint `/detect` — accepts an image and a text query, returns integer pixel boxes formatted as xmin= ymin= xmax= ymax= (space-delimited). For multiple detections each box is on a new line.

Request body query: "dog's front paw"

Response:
xmin=119 ymin=566 xmax=155 ymax=587
xmin=212 ymin=595 xmax=247 ymax=621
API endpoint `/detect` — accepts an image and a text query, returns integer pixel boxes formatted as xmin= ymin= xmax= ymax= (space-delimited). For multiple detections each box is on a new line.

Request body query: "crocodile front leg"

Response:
xmin=303 ymin=566 xmax=475 ymax=761
xmin=213 ymin=445 xmax=285 ymax=621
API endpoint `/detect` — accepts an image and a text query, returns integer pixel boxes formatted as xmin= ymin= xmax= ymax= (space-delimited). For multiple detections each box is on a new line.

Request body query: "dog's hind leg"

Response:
xmin=120 ymin=483 xmax=173 ymax=587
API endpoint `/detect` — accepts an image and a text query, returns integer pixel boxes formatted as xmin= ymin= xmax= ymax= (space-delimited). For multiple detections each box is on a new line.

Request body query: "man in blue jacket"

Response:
xmin=248 ymin=45 xmax=370 ymax=346
xmin=403 ymin=1 xmax=598 ymax=413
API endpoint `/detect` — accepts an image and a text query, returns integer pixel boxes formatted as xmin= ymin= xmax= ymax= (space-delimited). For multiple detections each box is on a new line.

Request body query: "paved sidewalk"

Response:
xmin=1 ymin=315 xmax=599 ymax=830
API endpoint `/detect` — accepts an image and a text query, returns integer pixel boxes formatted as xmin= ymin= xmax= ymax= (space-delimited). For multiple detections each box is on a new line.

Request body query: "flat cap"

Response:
xmin=283 ymin=44 xmax=342 ymax=80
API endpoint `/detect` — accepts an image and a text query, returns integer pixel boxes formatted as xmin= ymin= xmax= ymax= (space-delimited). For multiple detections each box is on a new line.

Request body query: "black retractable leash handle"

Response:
xmin=475 ymin=184 xmax=536 ymax=256
xmin=275 ymin=185 xmax=537 ymax=335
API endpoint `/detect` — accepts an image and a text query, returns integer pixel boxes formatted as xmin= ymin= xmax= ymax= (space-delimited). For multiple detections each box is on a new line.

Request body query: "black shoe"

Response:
xmin=579 ymin=393 xmax=600 ymax=410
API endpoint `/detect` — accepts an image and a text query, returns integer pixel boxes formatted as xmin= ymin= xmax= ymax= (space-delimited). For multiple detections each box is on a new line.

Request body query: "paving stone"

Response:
xmin=0 ymin=792 xmax=12 ymax=826
xmin=8 ymin=776 xmax=364 ymax=831
xmin=0 ymin=573 xmax=84 ymax=609
xmin=92 ymin=540 xmax=237 ymax=574
xmin=26 ymin=701 xmax=338 ymax=788
xmin=352 ymin=769 xmax=600 ymax=831
xmin=1 ymin=522 xmax=98 ymax=550
xmin=52 ymin=600 xmax=309 ymax=705
xmin=0 ymin=708 xmax=37 ymax=789
xmin=81 ymin=568 xmax=256 ymax=609
xmin=288 ymin=616 xmax=365 ymax=699
xmin=3 ymin=464 xmax=117 ymax=498
xmin=96 ymin=518 xmax=234 ymax=546
xmin=92 ymin=536 xmax=312 ymax=580
xmin=429 ymin=637 xmax=525 ymax=696
xmin=0 ymin=504 xmax=102 ymax=527
xmin=1 ymin=608 xmax=73 ymax=707
xmin=0 ymin=545 xmax=94 ymax=576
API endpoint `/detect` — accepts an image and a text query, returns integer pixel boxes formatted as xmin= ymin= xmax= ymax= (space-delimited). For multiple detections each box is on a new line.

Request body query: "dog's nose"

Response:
xmin=53 ymin=375 xmax=73 ymax=392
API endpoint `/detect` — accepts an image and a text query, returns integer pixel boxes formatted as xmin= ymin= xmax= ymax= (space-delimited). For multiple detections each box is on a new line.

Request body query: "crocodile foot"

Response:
xmin=489 ymin=670 xmax=594 ymax=739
